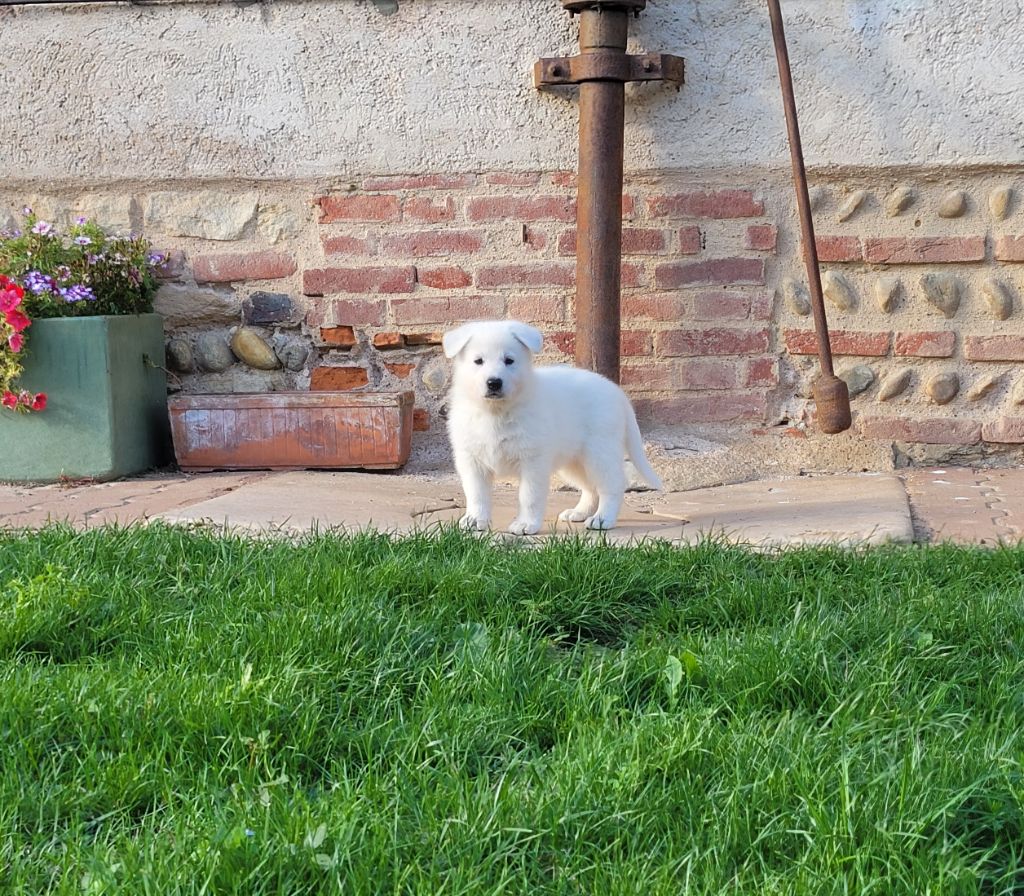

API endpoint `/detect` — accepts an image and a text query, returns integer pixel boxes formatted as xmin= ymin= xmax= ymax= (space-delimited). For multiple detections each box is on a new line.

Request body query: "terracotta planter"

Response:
xmin=168 ymin=391 xmax=414 ymax=472
xmin=0 ymin=314 xmax=171 ymax=483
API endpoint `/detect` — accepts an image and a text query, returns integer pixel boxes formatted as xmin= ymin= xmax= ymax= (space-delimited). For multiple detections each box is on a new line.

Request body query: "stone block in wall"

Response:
xmin=243 ymin=291 xmax=296 ymax=326
xmin=154 ymin=284 xmax=240 ymax=326
xmin=146 ymin=191 xmax=258 ymax=240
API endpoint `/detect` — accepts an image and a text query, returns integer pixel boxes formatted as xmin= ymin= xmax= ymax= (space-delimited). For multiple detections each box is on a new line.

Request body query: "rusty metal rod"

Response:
xmin=766 ymin=0 xmax=852 ymax=433
xmin=574 ymin=6 xmax=628 ymax=383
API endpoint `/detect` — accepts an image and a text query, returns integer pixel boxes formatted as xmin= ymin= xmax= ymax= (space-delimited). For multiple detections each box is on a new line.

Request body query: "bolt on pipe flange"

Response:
xmin=561 ymin=0 xmax=647 ymax=13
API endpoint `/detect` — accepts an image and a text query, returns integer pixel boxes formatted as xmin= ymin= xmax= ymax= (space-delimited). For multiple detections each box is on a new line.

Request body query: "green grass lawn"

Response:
xmin=1 ymin=525 xmax=1023 ymax=895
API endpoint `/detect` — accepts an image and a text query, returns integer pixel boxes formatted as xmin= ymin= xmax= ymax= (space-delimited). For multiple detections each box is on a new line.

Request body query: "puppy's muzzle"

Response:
xmin=485 ymin=377 xmax=503 ymax=398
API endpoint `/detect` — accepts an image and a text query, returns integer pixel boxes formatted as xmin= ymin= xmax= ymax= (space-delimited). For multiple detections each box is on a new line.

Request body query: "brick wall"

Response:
xmin=11 ymin=170 xmax=1024 ymax=468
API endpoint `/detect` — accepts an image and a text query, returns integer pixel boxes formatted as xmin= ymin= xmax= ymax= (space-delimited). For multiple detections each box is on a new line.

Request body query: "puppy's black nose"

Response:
xmin=486 ymin=377 xmax=503 ymax=393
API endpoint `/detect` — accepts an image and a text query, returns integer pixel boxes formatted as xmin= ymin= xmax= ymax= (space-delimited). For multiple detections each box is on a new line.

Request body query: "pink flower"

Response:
xmin=7 ymin=332 xmax=23 ymax=353
xmin=4 ymin=309 xmax=30 ymax=332
xmin=1 ymin=391 xmax=17 ymax=409
xmin=0 ymin=288 xmax=20 ymax=313
xmin=31 ymin=392 xmax=46 ymax=411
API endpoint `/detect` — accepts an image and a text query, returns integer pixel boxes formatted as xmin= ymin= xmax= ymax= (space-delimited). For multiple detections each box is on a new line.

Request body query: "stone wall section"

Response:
xmin=10 ymin=169 xmax=1024 ymax=467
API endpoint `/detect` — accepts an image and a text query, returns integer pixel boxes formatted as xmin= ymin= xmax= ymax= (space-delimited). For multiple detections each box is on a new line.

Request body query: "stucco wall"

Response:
xmin=3 ymin=0 xmax=1023 ymax=182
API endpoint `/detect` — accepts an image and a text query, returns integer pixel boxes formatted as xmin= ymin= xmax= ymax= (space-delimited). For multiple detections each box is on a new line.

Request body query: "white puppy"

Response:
xmin=442 ymin=320 xmax=662 ymax=535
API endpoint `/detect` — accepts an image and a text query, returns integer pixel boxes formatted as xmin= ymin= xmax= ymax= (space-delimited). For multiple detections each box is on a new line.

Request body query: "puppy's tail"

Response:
xmin=624 ymin=401 xmax=663 ymax=490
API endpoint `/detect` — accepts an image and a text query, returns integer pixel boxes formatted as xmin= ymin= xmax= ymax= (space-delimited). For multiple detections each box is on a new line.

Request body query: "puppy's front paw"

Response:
xmin=459 ymin=513 xmax=490 ymax=532
xmin=508 ymin=518 xmax=542 ymax=536
xmin=558 ymin=508 xmax=589 ymax=523
xmin=584 ymin=514 xmax=615 ymax=531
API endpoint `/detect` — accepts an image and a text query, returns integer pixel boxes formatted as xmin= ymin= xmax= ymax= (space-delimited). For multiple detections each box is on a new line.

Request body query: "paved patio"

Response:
xmin=2 ymin=466 xmax=1022 ymax=547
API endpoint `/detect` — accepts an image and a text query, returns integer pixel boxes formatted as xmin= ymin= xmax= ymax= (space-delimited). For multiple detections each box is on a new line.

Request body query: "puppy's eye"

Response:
xmin=503 ymin=357 xmax=514 ymax=366
xmin=473 ymin=358 xmax=484 ymax=366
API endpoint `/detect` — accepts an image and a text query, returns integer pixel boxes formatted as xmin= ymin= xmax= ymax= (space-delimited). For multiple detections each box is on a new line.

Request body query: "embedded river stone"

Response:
xmin=982 ymin=278 xmax=1013 ymax=320
xmin=925 ymin=372 xmax=959 ymax=404
xmin=195 ymin=332 xmax=235 ymax=372
xmin=921 ymin=273 xmax=960 ymax=317
xmin=276 ymin=340 xmax=309 ymax=372
xmin=837 ymin=189 xmax=867 ymax=222
xmin=990 ymin=186 xmax=1013 ymax=220
xmin=783 ymin=280 xmax=811 ymax=316
xmin=938 ymin=189 xmax=968 ymax=218
xmin=884 ymin=186 xmax=915 ymax=217
xmin=967 ymin=374 xmax=1001 ymax=401
xmin=822 ymin=271 xmax=857 ymax=312
xmin=231 ymin=327 xmax=281 ymax=370
xmin=877 ymin=369 xmax=912 ymax=401
xmin=875 ymin=276 xmax=901 ymax=313
xmin=838 ymin=364 xmax=874 ymax=397
xmin=166 ymin=338 xmax=194 ymax=373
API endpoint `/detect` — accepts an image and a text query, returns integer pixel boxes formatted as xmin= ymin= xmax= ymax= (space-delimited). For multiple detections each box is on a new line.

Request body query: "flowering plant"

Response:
xmin=0 ymin=208 xmax=165 ymax=413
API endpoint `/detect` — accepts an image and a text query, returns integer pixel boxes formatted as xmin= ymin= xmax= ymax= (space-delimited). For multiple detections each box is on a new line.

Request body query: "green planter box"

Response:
xmin=0 ymin=314 xmax=172 ymax=482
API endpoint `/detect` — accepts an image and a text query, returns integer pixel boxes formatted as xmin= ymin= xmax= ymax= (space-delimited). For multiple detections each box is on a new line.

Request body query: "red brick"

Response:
xmin=745 ymin=358 xmax=778 ymax=387
xmin=750 ymin=291 xmax=774 ymax=321
xmin=894 ymin=331 xmax=956 ymax=358
xmin=621 ymin=331 xmax=652 ymax=356
xmin=548 ymin=331 xmax=575 ymax=357
xmin=310 ymin=366 xmax=369 ymax=391
xmin=678 ymin=358 xmax=739 ymax=390
xmin=392 ymin=295 xmax=504 ymax=326
xmin=318 ymin=194 xmax=400 ymax=223
xmin=983 ymin=418 xmax=1024 ymax=443
xmin=622 ymin=292 xmax=685 ymax=321
xmin=995 ymin=235 xmax=1024 ymax=262
xmin=558 ymin=227 xmax=667 ymax=256
xmin=655 ymin=258 xmax=765 ymax=289
xmin=324 ymin=299 xmax=387 ymax=327
xmin=863 ymin=236 xmax=985 ymax=264
xmin=485 ymin=172 xmax=541 ymax=186
xmin=620 ymin=263 xmax=645 ymax=289
xmin=815 ymin=235 xmax=863 ymax=262
xmin=381 ymin=230 xmax=485 ymax=257
xmin=362 ymin=174 xmax=475 ymax=191
xmin=467 ymin=196 xmax=575 ymax=223
xmin=319 ymin=325 xmax=356 ymax=348
xmin=303 ymin=266 xmax=416 ymax=296
xmin=476 ymin=262 xmax=574 ymax=289
xmin=679 ymin=226 xmax=703 ymax=255
xmin=647 ymin=189 xmax=764 ymax=219
xmin=507 ymin=294 xmax=566 ymax=322
xmin=860 ymin=417 xmax=981 ymax=445
xmin=620 ymin=362 xmax=675 ymax=392
xmin=385 ymin=362 xmax=416 ymax=379
xmin=418 ymin=266 xmax=472 ymax=290
xmin=193 ymin=251 xmax=296 ymax=284
xmin=550 ymin=171 xmax=576 ymax=188
xmin=403 ymin=197 xmax=455 ymax=223
xmin=964 ymin=335 xmax=1024 ymax=361
xmin=745 ymin=225 xmax=778 ymax=252
xmin=691 ymin=291 xmax=751 ymax=321
xmin=322 ymin=233 xmax=377 ymax=256
xmin=413 ymin=408 xmax=431 ymax=431
xmin=656 ymin=328 xmax=770 ymax=357
xmin=524 ymin=226 xmax=548 ymax=251
xmin=621 ymin=195 xmax=636 ymax=218
xmin=404 ymin=332 xmax=443 ymax=346
xmin=633 ymin=392 xmax=767 ymax=424
xmin=784 ymin=329 xmax=891 ymax=357
xmin=372 ymin=332 xmax=406 ymax=349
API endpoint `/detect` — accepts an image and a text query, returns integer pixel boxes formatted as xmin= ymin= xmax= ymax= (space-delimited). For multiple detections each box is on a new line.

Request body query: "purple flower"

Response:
xmin=74 ymin=236 xmax=91 ymax=246
xmin=31 ymin=220 xmax=53 ymax=236
xmin=21 ymin=206 xmax=32 ymax=216
xmin=59 ymin=284 xmax=95 ymax=303
xmin=75 ymin=216 xmax=87 ymax=225
xmin=23 ymin=270 xmax=56 ymax=295
xmin=147 ymin=252 xmax=166 ymax=266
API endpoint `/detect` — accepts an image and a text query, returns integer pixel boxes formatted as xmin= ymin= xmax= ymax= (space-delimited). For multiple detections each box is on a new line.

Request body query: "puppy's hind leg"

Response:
xmin=556 ymin=464 xmax=598 ymax=523
xmin=581 ymin=448 xmax=627 ymax=531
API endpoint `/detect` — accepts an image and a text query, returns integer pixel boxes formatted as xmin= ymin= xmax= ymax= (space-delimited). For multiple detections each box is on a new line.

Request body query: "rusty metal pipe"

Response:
xmin=575 ymin=6 xmax=628 ymax=382
xmin=766 ymin=0 xmax=852 ymax=434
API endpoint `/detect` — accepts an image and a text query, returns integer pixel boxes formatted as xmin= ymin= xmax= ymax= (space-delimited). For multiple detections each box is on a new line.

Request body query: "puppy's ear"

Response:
xmin=510 ymin=322 xmax=543 ymax=355
xmin=442 ymin=324 xmax=474 ymax=359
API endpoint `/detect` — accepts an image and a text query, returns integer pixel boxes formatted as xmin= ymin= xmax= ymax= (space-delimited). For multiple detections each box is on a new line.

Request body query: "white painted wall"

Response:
xmin=1 ymin=0 xmax=1021 ymax=182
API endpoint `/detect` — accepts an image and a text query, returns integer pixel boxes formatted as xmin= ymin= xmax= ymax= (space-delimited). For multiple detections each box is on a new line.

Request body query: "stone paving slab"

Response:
xmin=155 ymin=470 xmax=913 ymax=547
xmin=900 ymin=467 xmax=1024 ymax=545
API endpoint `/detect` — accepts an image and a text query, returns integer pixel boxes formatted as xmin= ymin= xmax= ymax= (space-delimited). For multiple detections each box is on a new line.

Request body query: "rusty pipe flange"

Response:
xmin=561 ymin=0 xmax=646 ymax=12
